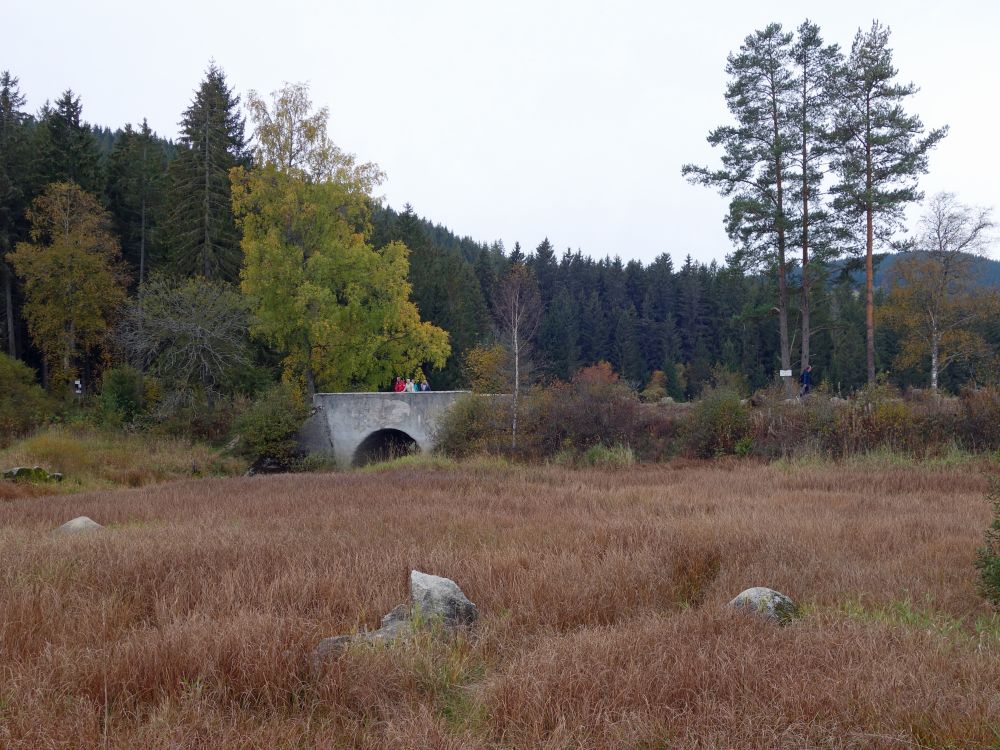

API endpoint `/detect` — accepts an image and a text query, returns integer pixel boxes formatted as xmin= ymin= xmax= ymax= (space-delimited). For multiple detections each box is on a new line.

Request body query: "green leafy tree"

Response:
xmin=0 ymin=353 xmax=53 ymax=445
xmin=683 ymin=23 xmax=797 ymax=392
xmin=829 ymin=21 xmax=947 ymax=383
xmin=233 ymin=83 xmax=449 ymax=394
xmin=106 ymin=119 xmax=168 ymax=286
xmin=7 ymin=182 xmax=127 ymax=388
xmin=163 ymin=63 xmax=246 ymax=281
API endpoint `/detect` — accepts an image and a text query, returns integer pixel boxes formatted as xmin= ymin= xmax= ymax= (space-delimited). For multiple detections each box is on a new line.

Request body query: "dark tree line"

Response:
xmin=0 ymin=22 xmax=991 ymax=400
xmin=0 ymin=64 xmax=246 ymax=383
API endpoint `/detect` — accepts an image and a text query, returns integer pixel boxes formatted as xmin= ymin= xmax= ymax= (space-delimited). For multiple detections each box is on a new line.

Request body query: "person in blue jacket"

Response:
xmin=799 ymin=364 xmax=813 ymax=397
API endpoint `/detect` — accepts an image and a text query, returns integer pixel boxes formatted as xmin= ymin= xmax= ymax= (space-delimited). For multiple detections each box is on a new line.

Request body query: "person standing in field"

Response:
xmin=799 ymin=365 xmax=813 ymax=398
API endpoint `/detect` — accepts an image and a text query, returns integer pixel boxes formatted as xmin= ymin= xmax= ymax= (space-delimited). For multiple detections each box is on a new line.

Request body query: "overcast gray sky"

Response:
xmin=9 ymin=0 xmax=998 ymax=265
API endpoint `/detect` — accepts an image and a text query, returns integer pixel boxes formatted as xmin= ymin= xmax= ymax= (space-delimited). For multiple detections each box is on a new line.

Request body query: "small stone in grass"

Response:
xmin=728 ymin=587 xmax=798 ymax=625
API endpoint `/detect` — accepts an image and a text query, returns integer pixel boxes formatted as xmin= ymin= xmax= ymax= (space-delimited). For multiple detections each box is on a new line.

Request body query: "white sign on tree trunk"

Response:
xmin=779 ymin=369 xmax=793 ymax=377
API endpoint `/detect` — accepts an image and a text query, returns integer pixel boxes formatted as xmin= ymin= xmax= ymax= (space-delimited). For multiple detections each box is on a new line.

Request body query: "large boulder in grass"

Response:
xmin=409 ymin=570 xmax=478 ymax=627
xmin=728 ymin=587 xmax=798 ymax=625
xmin=54 ymin=516 xmax=103 ymax=534
xmin=311 ymin=570 xmax=477 ymax=668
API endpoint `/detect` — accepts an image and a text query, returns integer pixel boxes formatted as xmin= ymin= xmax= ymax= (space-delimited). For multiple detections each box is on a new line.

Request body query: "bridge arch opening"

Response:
xmin=352 ymin=428 xmax=419 ymax=467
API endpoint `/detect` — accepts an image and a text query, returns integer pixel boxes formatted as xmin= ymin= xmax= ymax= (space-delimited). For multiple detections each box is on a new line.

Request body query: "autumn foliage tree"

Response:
xmin=7 ymin=182 xmax=127 ymax=388
xmin=881 ymin=193 xmax=996 ymax=390
xmin=233 ymin=83 xmax=449 ymax=394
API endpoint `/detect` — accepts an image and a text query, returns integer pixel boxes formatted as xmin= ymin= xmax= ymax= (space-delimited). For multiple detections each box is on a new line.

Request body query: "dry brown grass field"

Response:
xmin=1 ymin=459 xmax=998 ymax=749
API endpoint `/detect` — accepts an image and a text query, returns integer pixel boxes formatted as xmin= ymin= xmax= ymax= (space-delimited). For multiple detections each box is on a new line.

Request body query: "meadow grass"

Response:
xmin=0 ymin=425 xmax=246 ymax=497
xmin=0 ymin=461 xmax=997 ymax=748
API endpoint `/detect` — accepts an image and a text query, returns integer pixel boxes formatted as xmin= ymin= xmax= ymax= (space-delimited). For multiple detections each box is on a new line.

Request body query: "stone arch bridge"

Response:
xmin=298 ymin=391 xmax=468 ymax=467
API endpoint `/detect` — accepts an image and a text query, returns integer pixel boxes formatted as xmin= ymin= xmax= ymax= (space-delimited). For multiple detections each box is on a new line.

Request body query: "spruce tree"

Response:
xmin=538 ymin=285 xmax=580 ymax=380
xmin=37 ymin=90 xmax=103 ymax=194
xmin=392 ymin=204 xmax=489 ymax=387
xmin=0 ymin=71 xmax=30 ymax=357
xmin=107 ymin=119 xmax=168 ymax=286
xmin=163 ymin=63 xmax=246 ymax=281
xmin=829 ymin=21 xmax=946 ymax=383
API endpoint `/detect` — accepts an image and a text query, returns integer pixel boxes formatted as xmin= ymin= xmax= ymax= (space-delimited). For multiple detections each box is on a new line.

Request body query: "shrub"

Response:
xmin=434 ymin=393 xmax=509 ymax=458
xmin=976 ymin=481 xmax=1000 ymax=608
xmin=958 ymin=386 xmax=1000 ymax=451
xmin=683 ymin=387 xmax=750 ymax=458
xmin=233 ymin=384 xmax=310 ymax=468
xmin=0 ymin=353 xmax=54 ymax=446
xmin=581 ymin=443 xmax=635 ymax=469
xmin=522 ymin=363 xmax=641 ymax=456
xmin=97 ymin=366 xmax=146 ymax=426
xmin=159 ymin=398 xmax=241 ymax=443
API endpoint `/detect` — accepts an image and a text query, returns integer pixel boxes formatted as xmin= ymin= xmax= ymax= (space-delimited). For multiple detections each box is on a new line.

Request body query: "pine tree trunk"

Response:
xmin=3 ymin=259 xmax=16 ymax=358
xmin=864 ymin=113 xmax=876 ymax=384
xmin=865 ymin=205 xmax=876 ymax=384
xmin=800 ymin=86 xmax=810 ymax=372
xmin=773 ymin=103 xmax=792 ymax=395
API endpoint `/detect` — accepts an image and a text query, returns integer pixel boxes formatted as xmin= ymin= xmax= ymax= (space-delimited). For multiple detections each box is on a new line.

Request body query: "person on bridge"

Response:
xmin=392 ymin=377 xmax=405 ymax=393
xmin=419 ymin=378 xmax=430 ymax=391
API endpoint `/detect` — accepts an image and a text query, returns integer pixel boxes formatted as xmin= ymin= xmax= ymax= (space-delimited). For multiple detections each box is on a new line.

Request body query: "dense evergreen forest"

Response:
xmin=1 ymin=19 xmax=997 ymax=411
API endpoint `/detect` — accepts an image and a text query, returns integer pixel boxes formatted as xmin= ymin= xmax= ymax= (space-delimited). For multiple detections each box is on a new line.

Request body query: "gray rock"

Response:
xmin=54 ymin=516 xmax=103 ymax=534
xmin=728 ymin=587 xmax=797 ymax=625
xmin=311 ymin=570 xmax=478 ymax=668
xmin=3 ymin=466 xmax=61 ymax=482
xmin=410 ymin=570 xmax=478 ymax=627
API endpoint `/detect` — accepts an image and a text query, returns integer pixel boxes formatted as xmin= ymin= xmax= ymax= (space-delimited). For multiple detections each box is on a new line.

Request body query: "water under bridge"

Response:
xmin=297 ymin=391 xmax=469 ymax=467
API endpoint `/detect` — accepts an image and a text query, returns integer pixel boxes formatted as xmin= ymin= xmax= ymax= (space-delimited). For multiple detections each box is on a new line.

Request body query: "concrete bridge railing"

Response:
xmin=297 ymin=391 xmax=469 ymax=468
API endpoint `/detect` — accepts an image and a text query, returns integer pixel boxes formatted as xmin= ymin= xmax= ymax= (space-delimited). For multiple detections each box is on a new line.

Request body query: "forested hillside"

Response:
xmin=1 ymin=19 xmax=997 ymax=417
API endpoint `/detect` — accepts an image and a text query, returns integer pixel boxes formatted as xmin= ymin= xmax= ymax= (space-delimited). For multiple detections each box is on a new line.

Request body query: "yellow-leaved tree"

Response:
xmin=880 ymin=193 xmax=997 ymax=390
xmin=8 ymin=182 xmax=127 ymax=388
xmin=232 ymin=83 xmax=449 ymax=394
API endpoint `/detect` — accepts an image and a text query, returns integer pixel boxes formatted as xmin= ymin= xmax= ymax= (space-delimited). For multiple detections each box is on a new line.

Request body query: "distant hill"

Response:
xmin=823 ymin=252 xmax=1000 ymax=290
xmin=874 ymin=252 xmax=1000 ymax=288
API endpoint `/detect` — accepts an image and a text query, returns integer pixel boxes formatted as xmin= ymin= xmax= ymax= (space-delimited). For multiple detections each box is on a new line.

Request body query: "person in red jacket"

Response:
xmin=392 ymin=377 xmax=405 ymax=393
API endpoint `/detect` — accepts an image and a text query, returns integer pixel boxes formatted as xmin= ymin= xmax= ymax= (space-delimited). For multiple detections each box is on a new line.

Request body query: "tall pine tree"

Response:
xmin=829 ymin=21 xmax=946 ymax=383
xmin=683 ymin=23 xmax=797 ymax=392
xmin=790 ymin=21 xmax=842 ymax=372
